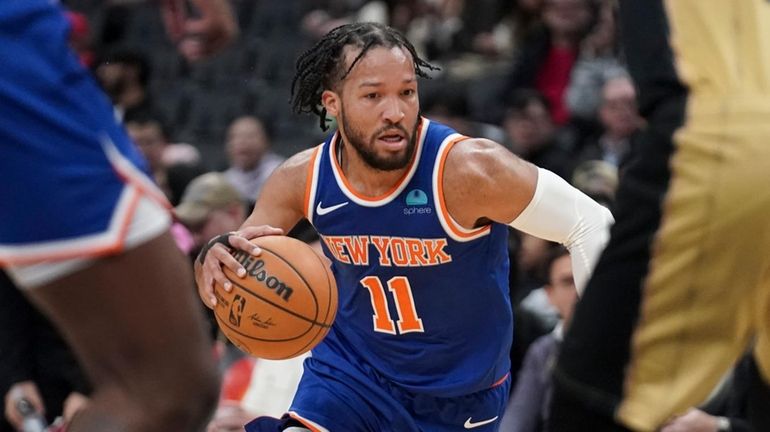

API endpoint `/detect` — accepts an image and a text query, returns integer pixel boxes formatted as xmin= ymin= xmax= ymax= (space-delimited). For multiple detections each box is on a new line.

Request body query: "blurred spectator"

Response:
xmin=502 ymin=90 xmax=572 ymax=178
xmin=421 ymin=89 xmax=505 ymax=142
xmin=510 ymin=232 xmax=556 ymax=305
xmin=300 ymin=0 xmax=383 ymax=39
xmin=175 ymin=172 xmax=247 ymax=250
xmin=124 ymin=110 xmax=203 ymax=203
xmin=65 ymin=11 xmax=95 ymax=68
xmin=208 ymin=344 xmax=308 ymax=432
xmin=0 ymin=272 xmax=90 ymax=431
xmin=501 ymin=0 xmax=595 ymax=125
xmin=571 ymin=160 xmax=618 ymax=208
xmin=510 ymin=0 xmax=546 ymax=47
xmin=223 ymin=115 xmax=286 ymax=206
xmin=574 ymin=75 xmax=642 ymax=172
xmin=401 ymin=0 xmax=465 ymax=64
xmin=565 ymin=0 xmax=626 ymax=122
xmin=431 ymin=0 xmax=517 ymax=80
xmin=94 ymin=49 xmax=153 ymax=122
xmin=500 ymin=246 xmax=576 ymax=432
xmin=166 ymin=162 xmax=208 ymax=207
xmin=508 ymin=233 xmax=557 ymax=394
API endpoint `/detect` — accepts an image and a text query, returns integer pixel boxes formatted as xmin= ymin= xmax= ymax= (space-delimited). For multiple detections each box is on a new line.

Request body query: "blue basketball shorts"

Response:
xmin=0 ymin=1 xmax=171 ymax=287
xmin=246 ymin=354 xmax=511 ymax=432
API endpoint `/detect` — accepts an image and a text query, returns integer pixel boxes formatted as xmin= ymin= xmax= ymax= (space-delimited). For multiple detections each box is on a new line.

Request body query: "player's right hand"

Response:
xmin=195 ymin=225 xmax=284 ymax=309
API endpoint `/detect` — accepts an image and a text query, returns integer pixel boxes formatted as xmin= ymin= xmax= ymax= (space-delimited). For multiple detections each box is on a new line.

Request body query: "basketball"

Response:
xmin=212 ymin=235 xmax=337 ymax=360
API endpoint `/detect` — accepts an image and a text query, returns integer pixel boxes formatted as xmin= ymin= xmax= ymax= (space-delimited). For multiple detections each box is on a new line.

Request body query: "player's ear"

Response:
xmin=321 ymin=90 xmax=340 ymax=117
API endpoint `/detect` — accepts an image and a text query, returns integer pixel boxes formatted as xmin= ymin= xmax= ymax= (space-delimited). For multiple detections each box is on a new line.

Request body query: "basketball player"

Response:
xmin=195 ymin=23 xmax=613 ymax=431
xmin=0 ymin=1 xmax=236 ymax=431
xmin=549 ymin=1 xmax=770 ymax=431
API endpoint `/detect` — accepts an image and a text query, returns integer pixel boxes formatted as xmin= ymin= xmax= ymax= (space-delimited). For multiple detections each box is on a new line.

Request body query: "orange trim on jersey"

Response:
xmin=288 ymin=412 xmax=325 ymax=432
xmin=436 ymin=138 xmax=492 ymax=239
xmin=491 ymin=372 xmax=510 ymax=388
xmin=0 ymin=188 xmax=141 ymax=266
xmin=331 ymin=118 xmax=424 ymax=202
xmin=303 ymin=145 xmax=322 ymax=219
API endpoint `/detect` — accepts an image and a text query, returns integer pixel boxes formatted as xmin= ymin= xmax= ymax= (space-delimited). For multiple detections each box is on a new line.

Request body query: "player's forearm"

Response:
xmin=509 ymin=168 xmax=614 ymax=295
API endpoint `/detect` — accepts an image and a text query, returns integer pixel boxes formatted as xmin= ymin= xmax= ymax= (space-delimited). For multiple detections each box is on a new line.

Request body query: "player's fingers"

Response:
xmin=229 ymin=226 xmax=284 ymax=256
xmin=197 ymin=245 xmax=233 ymax=306
xmin=194 ymin=262 xmax=215 ymax=308
xmin=209 ymin=243 xmax=245 ymax=285
xmin=197 ymin=271 xmax=217 ymax=309
xmin=227 ymin=234 xmax=261 ymax=257
xmin=237 ymin=225 xmax=284 ymax=238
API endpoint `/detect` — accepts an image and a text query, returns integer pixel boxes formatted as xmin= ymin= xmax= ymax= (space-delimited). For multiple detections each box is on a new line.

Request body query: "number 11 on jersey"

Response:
xmin=361 ymin=276 xmax=424 ymax=334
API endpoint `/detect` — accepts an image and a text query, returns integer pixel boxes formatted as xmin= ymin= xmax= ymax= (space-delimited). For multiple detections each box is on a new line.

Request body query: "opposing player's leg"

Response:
xmin=750 ymin=266 xmax=770 ymax=431
xmin=552 ymin=93 xmax=770 ymax=432
xmin=20 ymin=230 xmax=219 ymax=431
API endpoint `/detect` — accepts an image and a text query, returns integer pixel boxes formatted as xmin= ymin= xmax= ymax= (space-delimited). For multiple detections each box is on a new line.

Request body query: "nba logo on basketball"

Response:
xmin=229 ymin=294 xmax=246 ymax=326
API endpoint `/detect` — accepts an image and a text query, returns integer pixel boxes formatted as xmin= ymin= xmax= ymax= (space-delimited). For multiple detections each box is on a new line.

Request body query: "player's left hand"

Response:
xmin=160 ymin=0 xmax=238 ymax=62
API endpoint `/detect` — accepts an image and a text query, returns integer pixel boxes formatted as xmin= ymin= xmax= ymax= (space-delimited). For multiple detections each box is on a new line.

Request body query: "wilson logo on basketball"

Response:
xmin=234 ymin=251 xmax=294 ymax=301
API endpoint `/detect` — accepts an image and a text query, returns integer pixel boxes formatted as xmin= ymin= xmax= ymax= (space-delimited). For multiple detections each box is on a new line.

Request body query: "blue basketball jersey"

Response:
xmin=305 ymin=118 xmax=512 ymax=397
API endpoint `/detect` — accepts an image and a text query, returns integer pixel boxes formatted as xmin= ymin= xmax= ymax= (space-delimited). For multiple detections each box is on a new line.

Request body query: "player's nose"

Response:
xmin=382 ymin=96 xmax=405 ymax=123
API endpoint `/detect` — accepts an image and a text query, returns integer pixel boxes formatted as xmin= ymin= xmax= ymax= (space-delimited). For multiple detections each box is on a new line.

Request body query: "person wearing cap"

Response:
xmin=175 ymin=172 xmax=247 ymax=251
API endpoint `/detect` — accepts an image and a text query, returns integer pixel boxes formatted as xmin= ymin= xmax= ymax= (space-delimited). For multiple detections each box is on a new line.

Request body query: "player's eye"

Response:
xmin=365 ymin=93 xmax=379 ymax=100
xmin=402 ymin=89 xmax=415 ymax=96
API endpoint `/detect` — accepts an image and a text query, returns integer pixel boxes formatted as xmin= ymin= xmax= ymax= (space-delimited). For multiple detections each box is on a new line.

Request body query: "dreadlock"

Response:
xmin=290 ymin=22 xmax=438 ymax=131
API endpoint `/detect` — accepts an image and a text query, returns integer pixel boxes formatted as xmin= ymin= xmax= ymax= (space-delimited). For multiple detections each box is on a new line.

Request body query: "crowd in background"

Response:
xmin=0 ymin=1 xmax=754 ymax=431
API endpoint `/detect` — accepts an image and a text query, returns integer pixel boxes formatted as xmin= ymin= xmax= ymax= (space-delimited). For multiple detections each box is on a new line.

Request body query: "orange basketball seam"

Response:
xmin=259 ymin=244 xmax=323 ymax=325
xmin=283 ymin=249 xmax=337 ymax=358
xmin=310 ymin=247 xmax=336 ymax=327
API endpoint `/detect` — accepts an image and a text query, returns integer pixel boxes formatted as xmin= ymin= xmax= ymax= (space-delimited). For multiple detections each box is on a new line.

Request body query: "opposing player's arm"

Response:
xmin=195 ymin=148 xmax=315 ymax=307
xmin=443 ymin=139 xmax=614 ymax=294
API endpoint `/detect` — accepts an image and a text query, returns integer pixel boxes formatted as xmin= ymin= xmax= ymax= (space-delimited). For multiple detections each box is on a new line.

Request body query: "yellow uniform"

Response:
xmin=551 ymin=1 xmax=770 ymax=431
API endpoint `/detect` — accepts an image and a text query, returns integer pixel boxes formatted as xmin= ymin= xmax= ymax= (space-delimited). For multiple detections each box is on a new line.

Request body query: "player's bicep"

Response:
xmin=443 ymin=139 xmax=538 ymax=227
xmin=482 ymin=147 xmax=538 ymax=223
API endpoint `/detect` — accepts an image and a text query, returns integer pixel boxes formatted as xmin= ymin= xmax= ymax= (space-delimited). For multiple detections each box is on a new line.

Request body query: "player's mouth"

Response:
xmin=376 ymin=131 xmax=407 ymax=151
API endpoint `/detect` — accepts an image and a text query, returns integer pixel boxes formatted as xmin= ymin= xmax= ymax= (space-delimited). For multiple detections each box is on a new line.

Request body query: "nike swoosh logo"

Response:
xmin=464 ymin=416 xmax=498 ymax=429
xmin=316 ymin=201 xmax=349 ymax=216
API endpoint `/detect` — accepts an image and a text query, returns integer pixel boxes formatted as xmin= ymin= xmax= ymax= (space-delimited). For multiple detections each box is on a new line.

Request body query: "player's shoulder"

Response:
xmin=443 ymin=138 xmax=511 ymax=181
xmin=262 ymin=145 xmax=322 ymax=203
xmin=280 ymin=145 xmax=321 ymax=174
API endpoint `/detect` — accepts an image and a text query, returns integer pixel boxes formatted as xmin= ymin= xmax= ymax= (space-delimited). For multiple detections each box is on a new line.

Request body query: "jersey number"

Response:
xmin=360 ymin=276 xmax=424 ymax=334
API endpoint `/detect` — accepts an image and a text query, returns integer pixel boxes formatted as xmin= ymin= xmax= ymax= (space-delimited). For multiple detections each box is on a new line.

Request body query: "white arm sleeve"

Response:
xmin=509 ymin=168 xmax=614 ymax=295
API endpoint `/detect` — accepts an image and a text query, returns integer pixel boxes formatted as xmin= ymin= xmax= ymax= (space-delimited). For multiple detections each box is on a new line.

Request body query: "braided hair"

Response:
xmin=290 ymin=22 xmax=438 ymax=131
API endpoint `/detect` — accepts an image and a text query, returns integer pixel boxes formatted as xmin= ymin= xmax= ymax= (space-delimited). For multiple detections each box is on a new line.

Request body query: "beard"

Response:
xmin=339 ymin=106 xmax=419 ymax=172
